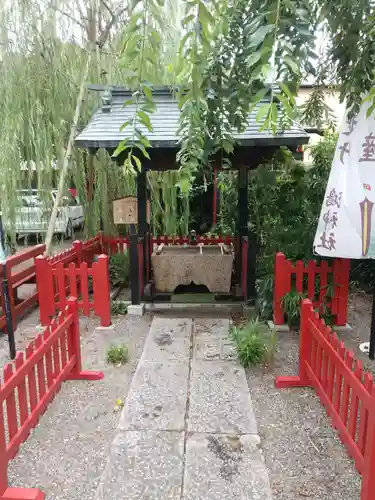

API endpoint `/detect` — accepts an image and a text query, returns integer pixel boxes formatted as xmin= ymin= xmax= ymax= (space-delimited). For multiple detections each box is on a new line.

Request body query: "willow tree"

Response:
xmin=1 ymin=0 xmax=374 ymax=243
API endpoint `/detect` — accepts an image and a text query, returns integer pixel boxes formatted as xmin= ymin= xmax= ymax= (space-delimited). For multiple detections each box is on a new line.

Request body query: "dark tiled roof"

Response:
xmin=75 ymin=86 xmax=309 ymax=149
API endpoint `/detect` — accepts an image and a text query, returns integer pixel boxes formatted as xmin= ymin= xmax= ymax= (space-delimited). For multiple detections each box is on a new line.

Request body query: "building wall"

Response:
xmin=296 ymin=86 xmax=344 ymax=164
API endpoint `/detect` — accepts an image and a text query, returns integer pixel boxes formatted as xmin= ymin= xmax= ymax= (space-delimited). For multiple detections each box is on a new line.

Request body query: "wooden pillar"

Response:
xmin=236 ymin=167 xmax=248 ymax=285
xmin=213 ymin=168 xmax=220 ymax=227
xmin=236 ymin=166 xmax=256 ymax=302
xmin=137 ymin=168 xmax=148 ymax=236
xmin=136 ymin=167 xmax=149 ymax=297
xmin=129 ymin=229 xmax=140 ymax=305
xmin=237 ymin=167 xmax=248 ymax=238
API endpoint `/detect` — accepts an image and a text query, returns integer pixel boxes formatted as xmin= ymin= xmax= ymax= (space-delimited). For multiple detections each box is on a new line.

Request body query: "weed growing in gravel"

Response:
xmin=230 ymin=319 xmax=275 ymax=367
xmin=107 ymin=344 xmax=129 ymax=365
xmin=111 ymin=300 xmax=128 ymax=315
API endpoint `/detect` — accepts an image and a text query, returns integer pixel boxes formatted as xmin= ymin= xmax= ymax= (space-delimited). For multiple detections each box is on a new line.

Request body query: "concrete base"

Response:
xmin=242 ymin=305 xmax=257 ymax=319
xmin=144 ymin=302 xmax=243 ymax=315
xmin=95 ymin=324 xmax=116 ymax=331
xmin=333 ymin=323 xmax=353 ymax=333
xmin=266 ymin=321 xmax=352 ymax=334
xmin=127 ymin=304 xmax=145 ymax=316
xmin=267 ymin=320 xmax=290 ymax=333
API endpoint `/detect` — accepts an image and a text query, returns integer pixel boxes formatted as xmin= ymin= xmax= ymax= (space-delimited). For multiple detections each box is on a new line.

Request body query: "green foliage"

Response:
xmin=230 ymin=318 xmax=275 ymax=367
xmin=106 ymin=344 xmax=129 ymax=365
xmin=256 ymin=275 xmax=274 ymax=319
xmin=175 ymin=0 xmax=317 ymax=185
xmin=320 ymin=0 xmax=375 ymax=119
xmin=111 ymin=301 xmax=129 ymax=315
xmin=281 ymin=290 xmax=307 ymax=327
xmin=109 ymin=252 xmax=130 ymax=288
xmin=299 ymin=86 xmax=337 ymax=131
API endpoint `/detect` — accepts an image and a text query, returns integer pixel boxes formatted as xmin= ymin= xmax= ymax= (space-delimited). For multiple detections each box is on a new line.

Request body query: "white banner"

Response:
xmin=314 ymin=98 xmax=375 ymax=259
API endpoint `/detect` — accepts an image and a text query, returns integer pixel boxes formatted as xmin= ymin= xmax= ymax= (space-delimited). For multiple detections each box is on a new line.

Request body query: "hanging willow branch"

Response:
xmin=45 ymin=51 xmax=92 ymax=254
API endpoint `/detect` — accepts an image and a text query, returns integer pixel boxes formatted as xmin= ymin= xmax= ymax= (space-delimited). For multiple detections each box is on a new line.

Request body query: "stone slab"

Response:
xmin=194 ymin=318 xmax=231 ymax=339
xmin=142 ymin=336 xmax=191 ymax=364
xmin=183 ymin=433 xmax=272 ymax=500
xmin=127 ymin=304 xmax=145 ymax=316
xmin=194 ymin=337 xmax=236 ymax=362
xmin=150 ymin=316 xmax=192 ymax=339
xmin=96 ymin=430 xmax=183 ymax=500
xmin=119 ymin=361 xmax=189 ymax=431
xmin=188 ymin=361 xmax=257 ymax=434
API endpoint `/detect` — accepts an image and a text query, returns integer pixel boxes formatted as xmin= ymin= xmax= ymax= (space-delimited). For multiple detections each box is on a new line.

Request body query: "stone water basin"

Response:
xmin=151 ymin=244 xmax=234 ymax=293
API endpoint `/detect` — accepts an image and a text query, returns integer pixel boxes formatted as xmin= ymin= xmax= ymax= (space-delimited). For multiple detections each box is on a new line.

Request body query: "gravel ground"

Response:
xmin=246 ymin=329 xmax=362 ymax=500
xmin=0 ymin=307 xmax=47 ymax=368
xmin=4 ymin=312 xmax=152 ymax=500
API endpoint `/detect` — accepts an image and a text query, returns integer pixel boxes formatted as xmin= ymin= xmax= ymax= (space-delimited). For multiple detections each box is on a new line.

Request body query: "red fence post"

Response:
xmin=362 ymin=387 xmax=375 ymax=500
xmin=66 ymin=297 xmax=104 ymax=381
xmin=35 ymin=256 xmax=55 ymax=326
xmin=73 ymin=240 xmax=83 ymax=265
xmin=335 ymin=258 xmax=350 ymax=327
xmin=273 ymin=252 xmax=289 ymax=325
xmin=0 ymin=400 xmax=7 ymax=495
xmin=92 ymin=255 xmax=111 ymax=327
xmin=275 ymin=299 xmax=314 ymax=389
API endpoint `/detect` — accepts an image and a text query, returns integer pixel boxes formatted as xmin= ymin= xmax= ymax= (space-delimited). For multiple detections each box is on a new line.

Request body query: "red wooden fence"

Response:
xmin=36 ymin=255 xmax=111 ymax=328
xmin=47 ymin=236 xmax=101 ymax=267
xmin=99 ymin=234 xmax=129 ymax=256
xmin=273 ymin=252 xmax=350 ymax=327
xmin=275 ymin=300 xmax=375 ymax=500
xmin=0 ymin=245 xmax=46 ymax=333
xmin=0 ymin=297 xmax=103 ymax=500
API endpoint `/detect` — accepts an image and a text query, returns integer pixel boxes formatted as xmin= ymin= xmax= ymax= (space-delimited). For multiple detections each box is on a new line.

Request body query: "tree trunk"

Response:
xmin=44 ymin=52 xmax=92 ymax=255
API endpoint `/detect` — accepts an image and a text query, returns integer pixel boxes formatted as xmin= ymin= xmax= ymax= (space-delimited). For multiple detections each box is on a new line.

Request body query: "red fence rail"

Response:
xmin=275 ymin=300 xmax=375 ymax=500
xmin=273 ymin=252 xmax=350 ymax=327
xmin=0 ymin=297 xmax=103 ymax=500
xmin=47 ymin=237 xmax=101 ymax=267
xmin=36 ymin=255 xmax=111 ymax=328
xmin=0 ymin=245 xmax=46 ymax=333
xmin=100 ymin=234 xmax=129 ymax=256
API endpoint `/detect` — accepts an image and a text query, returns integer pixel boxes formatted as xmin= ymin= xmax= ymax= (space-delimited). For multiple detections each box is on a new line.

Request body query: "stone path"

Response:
xmin=95 ymin=316 xmax=272 ymax=500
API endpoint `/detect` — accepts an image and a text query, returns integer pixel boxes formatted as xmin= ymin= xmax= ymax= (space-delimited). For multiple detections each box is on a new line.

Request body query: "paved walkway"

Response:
xmin=96 ymin=317 xmax=272 ymax=500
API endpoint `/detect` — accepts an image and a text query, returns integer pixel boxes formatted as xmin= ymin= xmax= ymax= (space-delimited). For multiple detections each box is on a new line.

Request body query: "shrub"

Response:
xmin=109 ymin=252 xmax=130 ymax=288
xmin=281 ymin=290 xmax=307 ymax=328
xmin=107 ymin=344 xmax=129 ymax=365
xmin=230 ymin=318 xmax=274 ymax=367
xmin=111 ymin=300 xmax=128 ymax=315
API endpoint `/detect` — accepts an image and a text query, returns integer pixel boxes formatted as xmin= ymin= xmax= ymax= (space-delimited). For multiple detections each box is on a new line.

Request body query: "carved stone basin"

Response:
xmin=151 ymin=244 xmax=234 ymax=293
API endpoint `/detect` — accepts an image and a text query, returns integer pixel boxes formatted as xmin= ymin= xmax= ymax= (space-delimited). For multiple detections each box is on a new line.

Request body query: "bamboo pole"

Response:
xmin=44 ymin=51 xmax=92 ymax=255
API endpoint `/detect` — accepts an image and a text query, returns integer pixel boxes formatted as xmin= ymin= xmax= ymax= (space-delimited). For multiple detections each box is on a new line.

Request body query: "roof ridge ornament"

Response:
xmin=101 ymin=89 xmax=112 ymax=113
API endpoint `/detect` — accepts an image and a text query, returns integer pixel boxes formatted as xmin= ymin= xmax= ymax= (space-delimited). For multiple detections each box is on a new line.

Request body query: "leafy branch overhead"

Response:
xmin=112 ymin=0 xmax=164 ymax=174
xmin=116 ymin=0 xmax=375 ymax=182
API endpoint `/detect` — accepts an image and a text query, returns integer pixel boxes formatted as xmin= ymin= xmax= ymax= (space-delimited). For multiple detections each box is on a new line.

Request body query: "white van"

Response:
xmin=11 ymin=190 xmax=84 ymax=239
